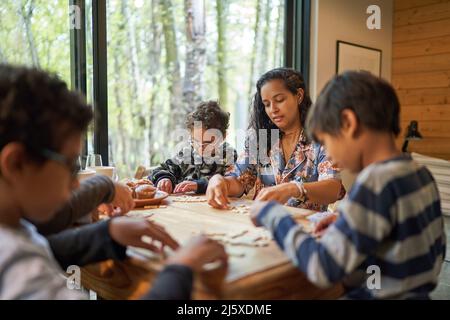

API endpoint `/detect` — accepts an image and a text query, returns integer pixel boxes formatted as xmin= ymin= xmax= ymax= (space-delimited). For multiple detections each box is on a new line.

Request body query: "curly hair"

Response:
xmin=248 ymin=68 xmax=312 ymax=153
xmin=0 ymin=64 xmax=93 ymax=163
xmin=185 ymin=100 xmax=230 ymax=135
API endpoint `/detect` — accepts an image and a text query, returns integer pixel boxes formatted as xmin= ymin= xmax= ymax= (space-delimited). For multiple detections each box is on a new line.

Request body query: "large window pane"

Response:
xmin=106 ymin=0 xmax=284 ymax=179
xmin=0 ymin=0 xmax=71 ymax=84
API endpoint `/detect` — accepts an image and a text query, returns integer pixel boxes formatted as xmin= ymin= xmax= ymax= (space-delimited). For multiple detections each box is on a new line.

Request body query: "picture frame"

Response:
xmin=336 ymin=40 xmax=382 ymax=76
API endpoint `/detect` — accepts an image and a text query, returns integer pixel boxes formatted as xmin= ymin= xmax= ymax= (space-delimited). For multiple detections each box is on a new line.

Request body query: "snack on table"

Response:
xmin=135 ymin=184 xmax=157 ymax=199
xmin=124 ymin=178 xmax=156 ymax=199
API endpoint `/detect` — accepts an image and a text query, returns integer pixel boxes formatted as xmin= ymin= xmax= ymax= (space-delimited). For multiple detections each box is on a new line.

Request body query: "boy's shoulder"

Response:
xmin=355 ymin=154 xmax=431 ymax=194
xmin=0 ymin=224 xmax=85 ymax=299
xmin=174 ymin=143 xmax=193 ymax=157
xmin=344 ymin=154 xmax=440 ymax=225
xmin=169 ymin=142 xmax=237 ymax=167
xmin=0 ymin=224 xmax=50 ymax=263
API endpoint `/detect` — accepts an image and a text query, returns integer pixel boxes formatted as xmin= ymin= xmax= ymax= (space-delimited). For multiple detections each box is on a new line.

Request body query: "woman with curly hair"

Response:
xmin=207 ymin=68 xmax=345 ymax=210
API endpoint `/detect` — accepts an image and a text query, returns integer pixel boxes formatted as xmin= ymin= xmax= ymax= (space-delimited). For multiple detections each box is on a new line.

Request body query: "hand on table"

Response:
xmin=157 ymin=178 xmax=173 ymax=194
xmin=206 ymin=175 xmax=230 ymax=209
xmin=109 ymin=216 xmax=179 ymax=253
xmin=313 ymin=212 xmax=338 ymax=237
xmin=167 ymin=235 xmax=228 ymax=272
xmin=98 ymin=181 xmax=135 ymax=217
xmin=255 ymin=183 xmax=299 ymax=204
xmin=173 ymin=181 xmax=198 ymax=194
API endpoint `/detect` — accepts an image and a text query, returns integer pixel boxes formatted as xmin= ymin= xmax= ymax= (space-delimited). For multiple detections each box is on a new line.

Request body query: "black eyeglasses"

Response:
xmin=189 ymin=137 xmax=221 ymax=148
xmin=35 ymin=148 xmax=80 ymax=179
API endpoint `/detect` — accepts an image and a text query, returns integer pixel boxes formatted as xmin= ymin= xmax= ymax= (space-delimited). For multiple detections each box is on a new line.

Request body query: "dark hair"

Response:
xmin=185 ymin=100 xmax=230 ymax=134
xmin=248 ymin=68 xmax=312 ymax=153
xmin=0 ymin=64 xmax=93 ymax=163
xmin=306 ymin=70 xmax=401 ymax=142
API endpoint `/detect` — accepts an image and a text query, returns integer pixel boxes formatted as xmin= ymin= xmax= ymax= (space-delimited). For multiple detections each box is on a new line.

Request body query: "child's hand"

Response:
xmin=112 ymin=182 xmax=135 ymax=214
xmin=109 ymin=217 xmax=179 ymax=252
xmin=98 ymin=182 xmax=135 ymax=216
xmin=167 ymin=235 xmax=228 ymax=272
xmin=157 ymin=178 xmax=173 ymax=194
xmin=313 ymin=213 xmax=338 ymax=237
xmin=206 ymin=175 xmax=230 ymax=209
xmin=249 ymin=200 xmax=270 ymax=227
xmin=173 ymin=181 xmax=198 ymax=194
xmin=97 ymin=203 xmax=119 ymax=217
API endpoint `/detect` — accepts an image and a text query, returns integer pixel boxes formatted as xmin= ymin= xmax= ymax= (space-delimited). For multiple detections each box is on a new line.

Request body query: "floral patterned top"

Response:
xmin=226 ymin=131 xmax=345 ymax=211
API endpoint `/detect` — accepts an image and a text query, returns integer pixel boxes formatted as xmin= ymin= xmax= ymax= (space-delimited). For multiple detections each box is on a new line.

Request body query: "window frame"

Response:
xmin=70 ymin=0 xmax=311 ymax=168
xmin=91 ymin=0 xmax=109 ymax=165
xmin=69 ymin=0 xmax=88 ymax=163
xmin=285 ymin=0 xmax=311 ymax=86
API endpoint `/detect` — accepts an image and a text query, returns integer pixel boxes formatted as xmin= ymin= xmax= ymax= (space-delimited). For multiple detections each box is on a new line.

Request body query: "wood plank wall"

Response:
xmin=392 ymin=0 xmax=450 ymax=160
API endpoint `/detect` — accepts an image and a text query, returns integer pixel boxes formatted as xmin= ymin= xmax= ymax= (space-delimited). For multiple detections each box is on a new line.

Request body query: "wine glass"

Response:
xmin=85 ymin=154 xmax=103 ymax=170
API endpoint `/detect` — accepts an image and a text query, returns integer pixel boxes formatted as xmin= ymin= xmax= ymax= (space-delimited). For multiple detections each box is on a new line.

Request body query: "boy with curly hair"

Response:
xmin=152 ymin=101 xmax=237 ymax=194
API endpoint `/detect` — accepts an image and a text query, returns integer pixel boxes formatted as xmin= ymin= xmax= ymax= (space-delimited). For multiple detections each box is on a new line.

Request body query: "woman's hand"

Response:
xmin=206 ymin=175 xmax=230 ymax=209
xmin=167 ymin=235 xmax=228 ymax=272
xmin=255 ymin=182 xmax=299 ymax=204
xmin=109 ymin=217 xmax=179 ymax=252
xmin=157 ymin=178 xmax=173 ymax=194
xmin=173 ymin=181 xmax=198 ymax=194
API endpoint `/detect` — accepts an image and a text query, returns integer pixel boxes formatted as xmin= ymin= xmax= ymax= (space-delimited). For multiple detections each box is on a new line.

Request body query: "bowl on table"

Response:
xmin=133 ymin=190 xmax=169 ymax=208
xmin=89 ymin=166 xmax=115 ymax=179
xmin=77 ymin=169 xmax=96 ymax=182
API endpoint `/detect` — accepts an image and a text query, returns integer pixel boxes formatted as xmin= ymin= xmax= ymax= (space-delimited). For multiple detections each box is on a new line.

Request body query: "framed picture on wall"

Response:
xmin=336 ymin=41 xmax=382 ymax=76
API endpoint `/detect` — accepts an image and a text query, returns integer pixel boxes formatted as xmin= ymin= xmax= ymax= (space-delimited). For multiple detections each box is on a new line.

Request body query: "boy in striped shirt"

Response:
xmin=250 ymin=71 xmax=446 ymax=299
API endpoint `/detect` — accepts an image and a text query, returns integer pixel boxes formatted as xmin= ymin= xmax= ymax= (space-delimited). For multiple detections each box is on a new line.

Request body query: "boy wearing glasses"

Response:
xmin=0 ymin=65 xmax=227 ymax=299
xmin=152 ymin=101 xmax=237 ymax=194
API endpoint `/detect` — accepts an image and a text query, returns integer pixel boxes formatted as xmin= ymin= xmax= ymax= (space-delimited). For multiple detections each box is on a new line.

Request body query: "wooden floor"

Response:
xmin=431 ymin=216 xmax=450 ymax=299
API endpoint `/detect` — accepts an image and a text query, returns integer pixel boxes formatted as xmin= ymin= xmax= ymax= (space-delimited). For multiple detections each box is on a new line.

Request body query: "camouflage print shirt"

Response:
xmin=149 ymin=142 xmax=238 ymax=194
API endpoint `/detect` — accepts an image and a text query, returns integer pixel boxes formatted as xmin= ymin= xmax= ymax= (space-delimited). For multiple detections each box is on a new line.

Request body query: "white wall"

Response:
xmin=309 ymin=0 xmax=393 ymax=99
xmin=309 ymin=0 xmax=393 ymax=191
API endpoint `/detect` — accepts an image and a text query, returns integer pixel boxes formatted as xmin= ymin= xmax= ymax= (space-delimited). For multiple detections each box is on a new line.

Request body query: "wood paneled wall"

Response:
xmin=392 ymin=0 xmax=450 ymax=160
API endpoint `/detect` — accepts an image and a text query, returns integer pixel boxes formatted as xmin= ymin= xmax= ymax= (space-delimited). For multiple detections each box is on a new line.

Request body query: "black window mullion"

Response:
xmin=284 ymin=0 xmax=295 ymax=68
xmin=92 ymin=0 xmax=109 ymax=165
xmin=284 ymin=0 xmax=311 ymax=87
xmin=298 ymin=0 xmax=311 ymax=87
xmin=69 ymin=0 xmax=88 ymax=162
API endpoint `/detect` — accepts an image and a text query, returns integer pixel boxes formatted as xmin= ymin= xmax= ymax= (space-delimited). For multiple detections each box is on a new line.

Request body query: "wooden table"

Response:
xmin=81 ymin=196 xmax=343 ymax=300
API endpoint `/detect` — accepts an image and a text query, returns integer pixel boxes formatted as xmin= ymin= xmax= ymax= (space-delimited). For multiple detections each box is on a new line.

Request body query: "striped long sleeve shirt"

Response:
xmin=256 ymin=154 xmax=446 ymax=299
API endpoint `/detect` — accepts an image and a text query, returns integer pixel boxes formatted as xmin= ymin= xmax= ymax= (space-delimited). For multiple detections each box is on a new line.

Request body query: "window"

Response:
xmin=0 ymin=0 xmax=71 ymax=83
xmin=106 ymin=0 xmax=286 ymax=178
xmin=1 ymin=0 xmax=309 ymax=180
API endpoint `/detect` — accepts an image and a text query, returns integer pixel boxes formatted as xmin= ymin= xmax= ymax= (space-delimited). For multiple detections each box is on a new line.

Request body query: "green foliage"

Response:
xmin=0 ymin=0 xmax=71 ymax=82
xmin=0 ymin=0 xmax=284 ymax=179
